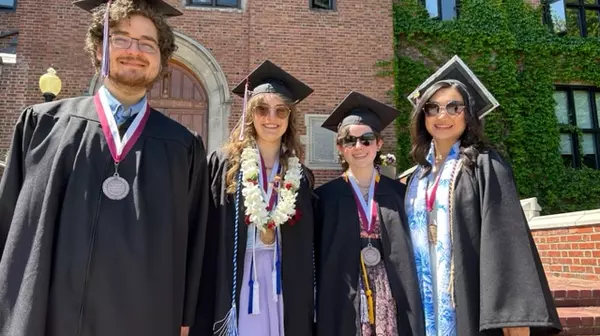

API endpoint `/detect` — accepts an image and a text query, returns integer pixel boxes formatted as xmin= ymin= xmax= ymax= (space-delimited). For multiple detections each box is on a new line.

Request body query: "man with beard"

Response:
xmin=0 ymin=1 xmax=209 ymax=336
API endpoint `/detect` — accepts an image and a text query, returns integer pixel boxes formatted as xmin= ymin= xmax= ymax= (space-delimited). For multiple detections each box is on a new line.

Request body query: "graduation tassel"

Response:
xmin=100 ymin=0 xmax=112 ymax=78
xmin=360 ymin=286 xmax=369 ymax=324
xmin=238 ymin=80 xmax=249 ymax=140
xmin=213 ymin=171 xmax=243 ymax=336
xmin=313 ymin=244 xmax=317 ymax=323
xmin=360 ymin=254 xmax=375 ymax=325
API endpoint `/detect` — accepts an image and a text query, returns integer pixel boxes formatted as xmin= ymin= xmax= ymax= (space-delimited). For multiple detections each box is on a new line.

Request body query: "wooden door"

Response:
xmin=148 ymin=61 xmax=208 ymax=143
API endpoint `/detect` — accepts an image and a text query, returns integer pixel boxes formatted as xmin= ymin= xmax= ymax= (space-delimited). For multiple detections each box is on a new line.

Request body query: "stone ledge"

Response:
xmin=0 ymin=53 xmax=16 ymax=65
xmin=528 ymin=209 xmax=600 ymax=230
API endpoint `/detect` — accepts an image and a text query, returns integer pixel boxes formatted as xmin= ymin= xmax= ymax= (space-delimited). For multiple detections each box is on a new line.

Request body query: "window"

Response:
xmin=423 ymin=0 xmax=457 ymax=20
xmin=554 ymin=86 xmax=600 ymax=169
xmin=311 ymin=0 xmax=333 ymax=10
xmin=188 ymin=0 xmax=239 ymax=8
xmin=0 ymin=0 xmax=16 ymax=10
xmin=544 ymin=0 xmax=600 ymax=37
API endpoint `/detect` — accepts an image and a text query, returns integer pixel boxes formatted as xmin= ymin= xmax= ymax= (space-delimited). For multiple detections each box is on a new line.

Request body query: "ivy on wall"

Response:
xmin=391 ymin=0 xmax=600 ymax=214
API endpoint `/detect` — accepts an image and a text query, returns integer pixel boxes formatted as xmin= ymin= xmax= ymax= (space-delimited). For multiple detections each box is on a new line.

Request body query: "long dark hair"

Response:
xmin=409 ymin=80 xmax=487 ymax=177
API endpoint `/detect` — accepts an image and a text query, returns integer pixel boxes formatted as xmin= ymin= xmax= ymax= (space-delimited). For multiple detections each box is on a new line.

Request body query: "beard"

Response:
xmin=108 ymin=56 xmax=160 ymax=91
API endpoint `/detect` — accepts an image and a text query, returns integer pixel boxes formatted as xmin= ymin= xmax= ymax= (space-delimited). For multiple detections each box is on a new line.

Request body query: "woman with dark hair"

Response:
xmin=402 ymin=56 xmax=561 ymax=336
xmin=315 ymin=92 xmax=424 ymax=336
xmin=191 ymin=60 xmax=315 ymax=336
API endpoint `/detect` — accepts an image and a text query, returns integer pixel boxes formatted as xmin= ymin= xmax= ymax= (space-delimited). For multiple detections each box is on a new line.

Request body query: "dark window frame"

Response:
xmin=310 ymin=0 xmax=334 ymax=10
xmin=555 ymin=85 xmax=600 ymax=169
xmin=543 ymin=0 xmax=600 ymax=37
xmin=0 ymin=0 xmax=17 ymax=11
xmin=187 ymin=0 xmax=240 ymax=9
xmin=422 ymin=0 xmax=459 ymax=20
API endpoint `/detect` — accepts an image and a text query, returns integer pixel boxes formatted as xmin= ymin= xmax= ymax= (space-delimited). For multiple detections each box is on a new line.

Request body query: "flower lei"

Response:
xmin=240 ymin=147 xmax=303 ymax=231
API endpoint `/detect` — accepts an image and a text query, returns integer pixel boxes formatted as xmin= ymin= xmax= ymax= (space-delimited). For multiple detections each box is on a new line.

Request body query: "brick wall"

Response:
xmin=532 ymin=224 xmax=600 ymax=281
xmin=0 ymin=0 xmax=395 ymax=187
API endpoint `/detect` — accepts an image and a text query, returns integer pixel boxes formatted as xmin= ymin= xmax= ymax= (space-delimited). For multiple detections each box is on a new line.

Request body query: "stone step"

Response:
xmin=558 ymin=307 xmax=600 ymax=335
xmin=548 ymin=277 xmax=600 ymax=307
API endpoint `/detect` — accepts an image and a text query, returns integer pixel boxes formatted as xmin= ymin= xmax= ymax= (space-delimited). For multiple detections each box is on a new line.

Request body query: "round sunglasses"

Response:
xmin=423 ymin=101 xmax=465 ymax=117
xmin=252 ymin=104 xmax=291 ymax=119
xmin=342 ymin=132 xmax=377 ymax=148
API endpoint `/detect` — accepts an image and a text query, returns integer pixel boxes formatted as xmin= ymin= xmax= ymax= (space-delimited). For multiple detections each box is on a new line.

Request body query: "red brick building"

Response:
xmin=0 ymin=0 xmax=395 ymax=185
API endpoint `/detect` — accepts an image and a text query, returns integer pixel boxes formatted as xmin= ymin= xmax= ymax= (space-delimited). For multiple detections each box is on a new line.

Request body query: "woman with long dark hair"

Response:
xmin=402 ymin=56 xmax=561 ymax=336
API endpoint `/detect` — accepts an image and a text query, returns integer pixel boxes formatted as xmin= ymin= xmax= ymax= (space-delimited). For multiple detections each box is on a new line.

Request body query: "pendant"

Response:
xmin=259 ymin=229 xmax=276 ymax=245
xmin=102 ymin=174 xmax=130 ymax=200
xmin=361 ymin=244 xmax=381 ymax=266
xmin=428 ymin=223 xmax=437 ymax=244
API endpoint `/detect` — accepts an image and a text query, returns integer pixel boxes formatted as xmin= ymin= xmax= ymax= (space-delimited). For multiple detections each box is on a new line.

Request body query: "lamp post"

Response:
xmin=39 ymin=67 xmax=62 ymax=102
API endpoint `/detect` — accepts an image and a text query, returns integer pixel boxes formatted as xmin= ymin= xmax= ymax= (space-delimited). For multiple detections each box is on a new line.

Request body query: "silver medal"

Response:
xmin=361 ymin=244 xmax=381 ymax=266
xmin=102 ymin=174 xmax=130 ymax=200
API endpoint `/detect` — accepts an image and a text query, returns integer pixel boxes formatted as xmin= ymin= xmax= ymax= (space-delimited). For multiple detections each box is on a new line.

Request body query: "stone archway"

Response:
xmin=87 ymin=31 xmax=231 ymax=153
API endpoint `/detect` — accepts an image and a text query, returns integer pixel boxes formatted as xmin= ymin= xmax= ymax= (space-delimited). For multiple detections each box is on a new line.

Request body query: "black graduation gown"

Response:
xmin=0 ymin=96 xmax=209 ymax=336
xmin=404 ymin=149 xmax=562 ymax=335
xmin=190 ymin=150 xmax=315 ymax=336
xmin=314 ymin=175 xmax=425 ymax=336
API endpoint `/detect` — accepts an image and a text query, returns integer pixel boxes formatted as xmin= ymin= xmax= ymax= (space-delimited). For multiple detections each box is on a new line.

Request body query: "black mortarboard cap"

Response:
xmin=321 ymin=91 xmax=400 ymax=133
xmin=232 ymin=60 xmax=314 ymax=104
xmin=73 ymin=0 xmax=183 ymax=16
xmin=407 ymin=55 xmax=499 ymax=119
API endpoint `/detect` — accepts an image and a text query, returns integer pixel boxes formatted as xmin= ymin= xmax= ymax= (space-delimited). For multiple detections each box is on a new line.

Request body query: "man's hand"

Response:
xmin=181 ymin=326 xmax=189 ymax=336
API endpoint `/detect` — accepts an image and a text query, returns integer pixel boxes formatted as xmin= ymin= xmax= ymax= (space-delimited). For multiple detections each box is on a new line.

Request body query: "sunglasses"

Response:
xmin=423 ymin=101 xmax=465 ymax=117
xmin=342 ymin=132 xmax=377 ymax=148
xmin=253 ymin=104 xmax=291 ymax=119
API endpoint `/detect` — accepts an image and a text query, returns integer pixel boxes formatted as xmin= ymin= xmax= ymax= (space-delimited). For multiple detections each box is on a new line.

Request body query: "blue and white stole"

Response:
xmin=406 ymin=141 xmax=461 ymax=336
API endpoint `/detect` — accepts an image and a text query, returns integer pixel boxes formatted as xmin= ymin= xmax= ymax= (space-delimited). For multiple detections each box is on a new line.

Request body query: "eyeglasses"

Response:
xmin=252 ymin=104 xmax=291 ymax=119
xmin=342 ymin=132 xmax=377 ymax=148
xmin=423 ymin=101 xmax=465 ymax=117
xmin=109 ymin=35 xmax=159 ymax=54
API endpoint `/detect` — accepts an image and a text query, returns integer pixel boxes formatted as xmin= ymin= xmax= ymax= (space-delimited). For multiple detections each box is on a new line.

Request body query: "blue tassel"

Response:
xmin=213 ymin=171 xmax=243 ymax=336
xmin=248 ymin=278 xmax=254 ymax=314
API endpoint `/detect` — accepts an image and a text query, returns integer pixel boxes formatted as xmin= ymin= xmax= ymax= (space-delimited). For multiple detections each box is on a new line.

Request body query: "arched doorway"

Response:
xmin=148 ymin=61 xmax=208 ymax=142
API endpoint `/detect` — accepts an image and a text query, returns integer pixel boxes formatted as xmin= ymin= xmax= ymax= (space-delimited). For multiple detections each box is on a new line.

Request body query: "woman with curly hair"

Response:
xmin=401 ymin=56 xmax=561 ymax=336
xmin=0 ymin=1 xmax=209 ymax=336
xmin=191 ymin=60 xmax=315 ymax=336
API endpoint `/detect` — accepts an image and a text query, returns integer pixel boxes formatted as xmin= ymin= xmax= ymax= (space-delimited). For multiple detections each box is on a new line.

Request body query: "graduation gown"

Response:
xmin=190 ymin=150 xmax=315 ymax=336
xmin=0 ymin=96 xmax=209 ymax=336
xmin=314 ymin=175 xmax=425 ymax=336
xmin=404 ymin=149 xmax=561 ymax=335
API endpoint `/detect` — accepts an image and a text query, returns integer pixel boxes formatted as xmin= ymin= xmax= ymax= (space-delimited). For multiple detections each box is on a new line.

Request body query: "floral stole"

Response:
xmin=406 ymin=141 xmax=461 ymax=336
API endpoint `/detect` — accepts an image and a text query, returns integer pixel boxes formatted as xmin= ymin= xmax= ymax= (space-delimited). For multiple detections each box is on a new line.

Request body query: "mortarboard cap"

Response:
xmin=73 ymin=0 xmax=183 ymax=16
xmin=407 ymin=55 xmax=499 ymax=119
xmin=321 ymin=91 xmax=400 ymax=133
xmin=232 ymin=60 xmax=313 ymax=104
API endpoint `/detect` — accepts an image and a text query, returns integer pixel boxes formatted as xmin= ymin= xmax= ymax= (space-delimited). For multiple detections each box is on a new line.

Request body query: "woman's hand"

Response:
xmin=503 ymin=327 xmax=529 ymax=336
xmin=181 ymin=327 xmax=189 ymax=336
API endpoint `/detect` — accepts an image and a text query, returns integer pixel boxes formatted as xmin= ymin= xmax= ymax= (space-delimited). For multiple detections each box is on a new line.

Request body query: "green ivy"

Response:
xmin=391 ymin=0 xmax=600 ymax=214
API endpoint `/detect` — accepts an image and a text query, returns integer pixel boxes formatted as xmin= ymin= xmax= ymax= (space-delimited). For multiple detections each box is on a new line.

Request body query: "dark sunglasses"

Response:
xmin=423 ymin=101 xmax=465 ymax=117
xmin=342 ymin=132 xmax=377 ymax=148
xmin=252 ymin=104 xmax=291 ymax=119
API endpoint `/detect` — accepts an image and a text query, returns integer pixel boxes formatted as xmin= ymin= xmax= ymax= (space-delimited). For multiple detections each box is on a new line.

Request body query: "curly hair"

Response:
xmin=336 ymin=124 xmax=383 ymax=172
xmin=224 ymin=93 xmax=304 ymax=194
xmin=409 ymin=79 xmax=487 ymax=178
xmin=84 ymin=0 xmax=177 ymax=74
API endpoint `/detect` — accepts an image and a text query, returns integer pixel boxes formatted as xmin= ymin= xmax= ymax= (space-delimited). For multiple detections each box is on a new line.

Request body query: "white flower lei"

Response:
xmin=240 ymin=147 xmax=302 ymax=231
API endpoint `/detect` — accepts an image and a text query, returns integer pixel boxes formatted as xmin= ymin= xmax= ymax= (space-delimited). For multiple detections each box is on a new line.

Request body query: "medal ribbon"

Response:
xmin=258 ymin=154 xmax=280 ymax=210
xmin=94 ymin=89 xmax=151 ymax=164
xmin=347 ymin=171 xmax=378 ymax=234
xmin=426 ymin=169 xmax=443 ymax=213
